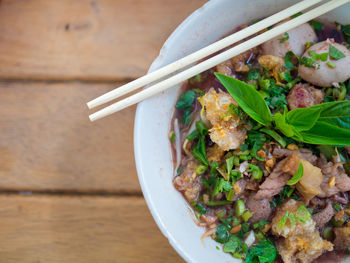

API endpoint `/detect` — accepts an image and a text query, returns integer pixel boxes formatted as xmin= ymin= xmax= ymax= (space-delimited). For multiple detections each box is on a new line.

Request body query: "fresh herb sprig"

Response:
xmin=215 ymin=73 xmax=350 ymax=146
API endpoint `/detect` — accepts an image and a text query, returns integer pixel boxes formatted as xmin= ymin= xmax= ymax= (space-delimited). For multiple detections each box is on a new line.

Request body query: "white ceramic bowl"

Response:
xmin=134 ymin=1 xmax=350 ymax=262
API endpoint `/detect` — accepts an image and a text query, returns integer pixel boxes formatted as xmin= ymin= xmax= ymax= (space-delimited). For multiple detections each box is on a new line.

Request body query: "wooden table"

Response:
xmin=0 ymin=0 xmax=206 ymax=261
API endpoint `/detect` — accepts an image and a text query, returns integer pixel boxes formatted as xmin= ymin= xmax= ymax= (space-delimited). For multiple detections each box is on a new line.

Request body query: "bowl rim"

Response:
xmin=134 ymin=1 xmax=217 ymax=261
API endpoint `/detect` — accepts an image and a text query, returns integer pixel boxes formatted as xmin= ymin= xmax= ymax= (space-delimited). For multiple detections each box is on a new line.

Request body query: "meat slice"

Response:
xmin=312 ymin=202 xmax=335 ymax=229
xmin=318 ymin=162 xmax=350 ymax=198
xmin=273 ymin=148 xmax=318 ymax=165
xmin=255 ymin=158 xmax=290 ymax=199
xmin=271 ymin=199 xmax=333 ymax=263
xmin=287 ymin=83 xmax=324 ymax=110
xmin=246 ymin=193 xmax=272 ymax=223
xmin=283 ymin=152 xmax=323 ymax=203
xmin=173 ymin=159 xmax=202 ymax=203
xmin=334 ymin=227 xmax=350 ymax=250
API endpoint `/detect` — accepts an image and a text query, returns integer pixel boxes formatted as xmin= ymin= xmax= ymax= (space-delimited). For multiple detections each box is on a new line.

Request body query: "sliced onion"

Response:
xmin=244 ymin=231 xmax=255 ymax=247
xmin=174 ymin=118 xmax=181 ymax=173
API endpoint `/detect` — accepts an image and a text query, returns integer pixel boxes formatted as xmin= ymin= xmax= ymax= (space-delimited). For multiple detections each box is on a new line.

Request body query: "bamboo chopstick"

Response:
xmin=87 ymin=0 xmax=322 ymax=110
xmin=89 ymin=0 xmax=350 ymax=122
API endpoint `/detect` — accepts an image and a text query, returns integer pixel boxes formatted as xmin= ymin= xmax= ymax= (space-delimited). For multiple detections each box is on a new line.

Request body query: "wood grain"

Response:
xmin=0 ymin=195 xmax=183 ymax=263
xmin=0 ymin=0 xmax=206 ymax=81
xmin=0 ymin=81 xmax=140 ymax=193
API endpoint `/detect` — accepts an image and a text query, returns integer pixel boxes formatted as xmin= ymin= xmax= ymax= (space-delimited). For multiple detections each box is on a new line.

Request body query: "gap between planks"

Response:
xmin=0 ymin=188 xmax=143 ymax=197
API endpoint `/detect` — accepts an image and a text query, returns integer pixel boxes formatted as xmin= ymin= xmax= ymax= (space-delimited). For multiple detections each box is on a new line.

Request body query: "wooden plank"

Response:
xmin=0 ymin=195 xmax=183 ymax=263
xmin=0 ymin=0 xmax=206 ymax=81
xmin=0 ymin=81 xmax=140 ymax=192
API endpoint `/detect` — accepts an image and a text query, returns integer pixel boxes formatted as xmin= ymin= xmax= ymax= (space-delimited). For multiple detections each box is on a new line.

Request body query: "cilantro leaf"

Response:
xmin=215 ymin=224 xmax=230 ymax=244
xmin=176 ymin=90 xmax=196 ymax=109
xmin=311 ymin=20 xmax=323 ymax=32
xmin=244 ymin=239 xmax=277 ymax=263
xmin=176 ymin=90 xmax=197 ymax=124
xmin=284 ymin=51 xmax=299 ymax=70
xmin=279 ymin=32 xmax=289 ymax=43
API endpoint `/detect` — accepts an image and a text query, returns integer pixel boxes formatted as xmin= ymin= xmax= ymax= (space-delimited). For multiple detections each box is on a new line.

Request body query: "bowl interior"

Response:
xmin=134 ymin=0 xmax=350 ymax=262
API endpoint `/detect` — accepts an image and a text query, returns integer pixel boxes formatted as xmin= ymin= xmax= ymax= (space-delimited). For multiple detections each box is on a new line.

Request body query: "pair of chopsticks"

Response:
xmin=88 ymin=0 xmax=350 ymax=122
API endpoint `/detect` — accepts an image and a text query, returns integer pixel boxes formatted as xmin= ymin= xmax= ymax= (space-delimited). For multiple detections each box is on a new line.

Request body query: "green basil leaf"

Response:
xmin=260 ymin=128 xmax=286 ymax=147
xmin=215 ymin=73 xmax=272 ymax=126
xmin=329 ymin=44 xmax=346 ymax=60
xmin=273 ymin=112 xmax=294 ymax=137
xmin=287 ymin=163 xmax=304 ymax=185
xmin=287 ymin=106 xmax=322 ymax=131
xmin=315 ymin=101 xmax=350 ymax=130
xmin=299 ymin=121 xmax=350 ymax=145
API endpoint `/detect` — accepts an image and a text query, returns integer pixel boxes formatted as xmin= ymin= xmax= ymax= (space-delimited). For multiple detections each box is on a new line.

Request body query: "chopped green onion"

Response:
xmin=242 ymin=210 xmax=253 ymax=222
xmin=300 ymin=56 xmax=316 ymax=68
xmin=327 ymin=61 xmax=336 ymax=68
xmin=295 ymin=204 xmax=312 ymax=223
xmin=193 ymin=88 xmax=204 ymax=96
xmin=186 ymin=130 xmax=199 ymax=141
xmin=253 ymin=220 xmax=270 ymax=230
xmin=233 ymin=156 xmax=240 ymax=167
xmin=279 ymin=71 xmax=292 ymax=82
xmin=241 ymin=222 xmax=250 ymax=233
xmin=196 ymin=165 xmax=208 ymax=175
xmin=226 ymin=156 xmax=234 ymax=176
xmin=195 ymin=121 xmax=208 ymax=136
xmin=239 ymin=155 xmax=252 ymax=161
xmin=305 ymin=41 xmax=314 ymax=49
xmin=289 ymin=212 xmax=296 ymax=227
xmin=207 ymin=200 xmax=233 ymax=206
xmin=286 ymin=163 xmax=304 ymax=185
xmin=248 ymin=163 xmax=263 ymax=180
xmin=231 ymin=171 xmax=242 ymax=180
xmin=226 ymin=189 xmax=235 ymax=201
xmin=232 ymin=216 xmax=241 ymax=227
xmin=323 ymin=226 xmax=334 ymax=241
xmin=329 ymin=44 xmax=346 ymax=60
xmin=278 ymin=211 xmax=289 ymax=228
xmin=170 ymin=132 xmax=175 ymax=142
xmin=216 ymin=210 xmax=226 ymax=218
xmin=334 ymin=204 xmax=342 ymax=211
xmin=236 ymin=200 xmax=245 ymax=217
